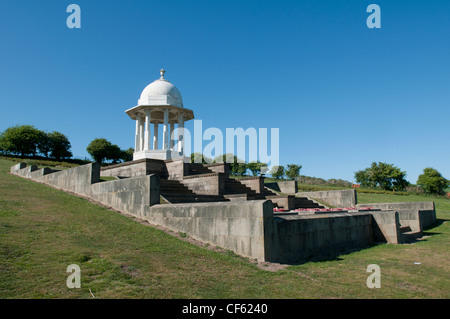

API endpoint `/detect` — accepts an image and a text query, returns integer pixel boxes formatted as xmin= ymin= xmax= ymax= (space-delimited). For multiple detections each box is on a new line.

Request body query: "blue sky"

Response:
xmin=0 ymin=0 xmax=449 ymax=183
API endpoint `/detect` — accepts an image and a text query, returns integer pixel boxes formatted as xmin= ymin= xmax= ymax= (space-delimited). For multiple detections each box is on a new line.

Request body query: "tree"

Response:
xmin=0 ymin=125 xmax=43 ymax=157
xmin=247 ymin=161 xmax=268 ymax=176
xmin=37 ymin=131 xmax=51 ymax=158
xmin=87 ymin=138 xmax=110 ymax=163
xmin=191 ymin=152 xmax=210 ymax=164
xmin=214 ymin=153 xmax=247 ymax=176
xmin=87 ymin=138 xmax=132 ymax=164
xmin=47 ymin=131 xmax=72 ymax=160
xmin=122 ymin=147 xmax=134 ymax=162
xmin=270 ymin=165 xmax=285 ymax=180
xmin=286 ymin=164 xmax=302 ymax=180
xmin=417 ymin=168 xmax=448 ymax=195
xmin=355 ymin=162 xmax=409 ymax=191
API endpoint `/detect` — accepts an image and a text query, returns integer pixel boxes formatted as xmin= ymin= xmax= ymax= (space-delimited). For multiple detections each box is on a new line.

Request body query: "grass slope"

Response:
xmin=0 ymin=158 xmax=449 ymax=299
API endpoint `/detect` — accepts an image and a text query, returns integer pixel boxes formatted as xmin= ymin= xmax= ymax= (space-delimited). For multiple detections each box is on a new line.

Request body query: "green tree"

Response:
xmin=37 ymin=131 xmax=51 ymax=158
xmin=417 ymin=168 xmax=449 ymax=195
xmin=270 ymin=165 xmax=285 ymax=180
xmin=47 ymin=131 xmax=72 ymax=160
xmin=355 ymin=162 xmax=409 ymax=191
xmin=286 ymin=164 xmax=302 ymax=180
xmin=247 ymin=161 xmax=268 ymax=176
xmin=121 ymin=147 xmax=134 ymax=162
xmin=191 ymin=152 xmax=210 ymax=164
xmin=0 ymin=125 xmax=43 ymax=157
xmin=214 ymin=153 xmax=247 ymax=176
xmin=86 ymin=138 xmax=118 ymax=163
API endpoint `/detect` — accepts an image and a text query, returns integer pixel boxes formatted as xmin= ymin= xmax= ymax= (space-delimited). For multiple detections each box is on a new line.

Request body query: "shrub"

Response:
xmin=417 ymin=168 xmax=449 ymax=195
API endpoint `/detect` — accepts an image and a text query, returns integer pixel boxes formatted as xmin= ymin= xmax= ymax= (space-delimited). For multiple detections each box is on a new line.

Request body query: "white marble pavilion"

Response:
xmin=125 ymin=69 xmax=194 ymax=161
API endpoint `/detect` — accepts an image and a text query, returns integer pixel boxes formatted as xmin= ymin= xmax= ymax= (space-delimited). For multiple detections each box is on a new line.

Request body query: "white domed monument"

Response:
xmin=125 ymin=69 xmax=194 ymax=161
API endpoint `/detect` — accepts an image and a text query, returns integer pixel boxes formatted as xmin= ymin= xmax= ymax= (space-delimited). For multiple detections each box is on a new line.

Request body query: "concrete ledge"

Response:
xmin=91 ymin=174 xmax=160 ymax=218
xmin=144 ymin=200 xmax=274 ymax=261
xmin=183 ymin=172 xmax=220 ymax=179
xmin=296 ymin=189 xmax=357 ymax=208
xmin=266 ymin=195 xmax=295 ymax=210
xmin=357 ymin=202 xmax=436 ymax=229
xmin=223 ymin=193 xmax=248 ymax=201
xmin=10 ymin=162 xmax=26 ymax=174
xmin=101 ymin=159 xmax=167 ymax=178
xmin=238 ymin=177 xmax=265 ymax=194
xmin=181 ymin=173 xmax=225 ymax=195
xmin=266 ymin=181 xmax=298 ymax=195
xmin=265 ymin=212 xmax=374 ymax=263
xmin=370 ymin=210 xmax=400 ymax=244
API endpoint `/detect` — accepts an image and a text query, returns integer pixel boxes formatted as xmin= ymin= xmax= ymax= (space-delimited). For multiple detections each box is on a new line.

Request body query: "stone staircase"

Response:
xmin=159 ymin=179 xmax=227 ymax=204
xmin=188 ymin=163 xmax=214 ymax=175
xmin=224 ymin=178 xmax=258 ymax=198
xmin=294 ymin=197 xmax=325 ymax=209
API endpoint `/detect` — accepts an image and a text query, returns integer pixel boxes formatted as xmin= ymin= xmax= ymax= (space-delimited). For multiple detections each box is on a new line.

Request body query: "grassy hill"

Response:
xmin=0 ymin=158 xmax=449 ymax=299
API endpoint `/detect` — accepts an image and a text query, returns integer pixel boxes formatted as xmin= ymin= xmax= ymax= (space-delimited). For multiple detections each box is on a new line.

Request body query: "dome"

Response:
xmin=138 ymin=69 xmax=183 ymax=107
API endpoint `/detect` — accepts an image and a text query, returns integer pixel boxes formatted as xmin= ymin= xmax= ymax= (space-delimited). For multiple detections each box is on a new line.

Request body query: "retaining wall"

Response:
xmin=265 ymin=181 xmax=297 ymax=194
xmin=237 ymin=177 xmax=265 ymax=194
xmin=91 ymin=174 xmax=160 ymax=218
xmin=296 ymin=189 xmax=357 ymax=208
xmin=182 ymin=173 xmax=225 ymax=195
xmin=144 ymin=200 xmax=274 ymax=261
xmin=265 ymin=212 xmax=374 ymax=263
xmin=10 ymin=162 xmax=437 ymax=264
xmin=357 ymin=202 xmax=436 ymax=229
xmin=100 ymin=159 xmax=167 ymax=178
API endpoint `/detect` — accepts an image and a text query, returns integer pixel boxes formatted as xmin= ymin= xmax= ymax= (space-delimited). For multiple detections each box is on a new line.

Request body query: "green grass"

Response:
xmin=0 ymin=157 xmax=449 ymax=299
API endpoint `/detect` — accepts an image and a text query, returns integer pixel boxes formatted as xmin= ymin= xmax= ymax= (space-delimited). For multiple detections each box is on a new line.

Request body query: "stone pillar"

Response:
xmin=153 ymin=122 xmax=159 ymax=150
xmin=139 ymin=115 xmax=145 ymax=152
xmin=144 ymin=109 xmax=151 ymax=151
xmin=169 ymin=122 xmax=174 ymax=150
xmin=162 ymin=109 xmax=169 ymax=151
xmin=178 ymin=113 xmax=184 ymax=154
xmin=135 ymin=117 xmax=140 ymax=152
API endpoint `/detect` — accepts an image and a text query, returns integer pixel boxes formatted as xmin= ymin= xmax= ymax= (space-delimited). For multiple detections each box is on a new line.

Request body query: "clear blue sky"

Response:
xmin=1 ymin=0 xmax=449 ymax=183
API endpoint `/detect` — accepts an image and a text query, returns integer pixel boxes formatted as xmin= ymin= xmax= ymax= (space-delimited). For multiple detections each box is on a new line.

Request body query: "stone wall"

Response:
xmin=237 ymin=177 xmax=265 ymax=194
xmin=165 ymin=158 xmax=188 ymax=180
xmin=265 ymin=181 xmax=297 ymax=194
xmin=182 ymin=173 xmax=225 ymax=195
xmin=10 ymin=162 xmax=438 ymax=264
xmin=370 ymin=210 xmax=401 ymax=244
xmin=145 ymin=200 xmax=274 ymax=261
xmin=13 ymin=163 xmax=101 ymax=197
xmin=91 ymin=174 xmax=160 ymax=218
xmin=100 ymin=159 xmax=167 ymax=178
xmin=357 ymin=202 xmax=436 ymax=229
xmin=296 ymin=189 xmax=357 ymax=208
xmin=204 ymin=162 xmax=229 ymax=175
xmin=265 ymin=212 xmax=374 ymax=263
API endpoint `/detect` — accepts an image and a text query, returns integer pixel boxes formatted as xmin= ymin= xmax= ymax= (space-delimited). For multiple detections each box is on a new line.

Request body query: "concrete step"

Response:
xmin=224 ymin=179 xmax=257 ymax=196
xmin=399 ymin=226 xmax=412 ymax=233
xmin=294 ymin=197 xmax=324 ymax=209
xmin=162 ymin=194 xmax=228 ymax=204
xmin=188 ymin=164 xmax=214 ymax=175
xmin=400 ymin=231 xmax=423 ymax=243
xmin=160 ymin=179 xmax=196 ymax=197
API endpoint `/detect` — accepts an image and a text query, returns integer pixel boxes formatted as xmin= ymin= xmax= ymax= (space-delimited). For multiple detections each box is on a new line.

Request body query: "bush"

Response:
xmin=86 ymin=138 xmax=132 ymax=164
xmin=286 ymin=164 xmax=302 ymax=180
xmin=355 ymin=162 xmax=409 ymax=191
xmin=270 ymin=165 xmax=285 ymax=180
xmin=417 ymin=168 xmax=449 ymax=195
